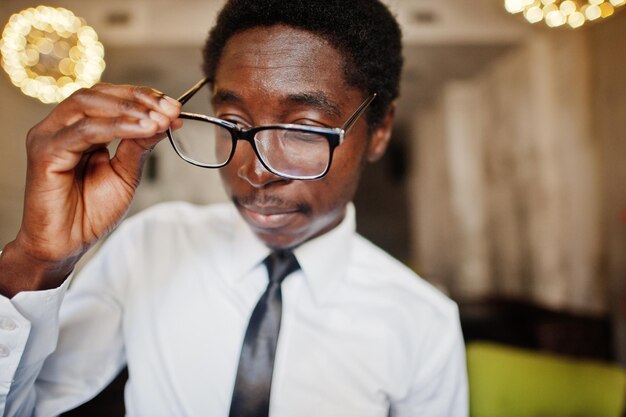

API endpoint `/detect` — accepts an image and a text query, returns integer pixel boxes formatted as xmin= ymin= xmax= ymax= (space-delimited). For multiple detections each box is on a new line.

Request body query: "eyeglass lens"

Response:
xmin=254 ymin=128 xmax=330 ymax=178
xmin=170 ymin=117 xmax=233 ymax=166
xmin=171 ymin=119 xmax=332 ymax=178
xmin=171 ymin=82 xmax=333 ymax=178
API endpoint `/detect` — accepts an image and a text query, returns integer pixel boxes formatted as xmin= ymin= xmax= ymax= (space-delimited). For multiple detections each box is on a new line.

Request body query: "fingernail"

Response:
xmin=149 ymin=110 xmax=167 ymax=124
xmin=160 ymin=96 xmax=180 ymax=112
xmin=139 ymin=118 xmax=157 ymax=129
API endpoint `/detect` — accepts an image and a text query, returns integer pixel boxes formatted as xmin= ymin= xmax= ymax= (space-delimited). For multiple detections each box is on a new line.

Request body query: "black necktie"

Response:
xmin=229 ymin=250 xmax=300 ymax=417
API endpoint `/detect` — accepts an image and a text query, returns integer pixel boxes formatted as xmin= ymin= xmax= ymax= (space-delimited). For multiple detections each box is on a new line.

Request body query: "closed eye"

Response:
xmin=218 ymin=115 xmax=251 ymax=129
xmin=291 ymin=119 xmax=330 ymax=129
xmin=289 ymin=131 xmax=327 ymax=143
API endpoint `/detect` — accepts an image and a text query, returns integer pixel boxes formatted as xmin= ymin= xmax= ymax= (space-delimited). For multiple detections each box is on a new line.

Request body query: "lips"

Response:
xmin=238 ymin=203 xmax=301 ymax=230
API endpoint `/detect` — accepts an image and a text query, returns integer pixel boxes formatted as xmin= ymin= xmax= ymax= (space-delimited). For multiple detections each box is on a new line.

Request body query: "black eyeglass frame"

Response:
xmin=166 ymin=78 xmax=377 ymax=180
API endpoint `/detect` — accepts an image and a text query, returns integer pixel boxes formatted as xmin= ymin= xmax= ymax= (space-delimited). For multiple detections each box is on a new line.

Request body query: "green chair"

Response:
xmin=467 ymin=341 xmax=626 ymax=417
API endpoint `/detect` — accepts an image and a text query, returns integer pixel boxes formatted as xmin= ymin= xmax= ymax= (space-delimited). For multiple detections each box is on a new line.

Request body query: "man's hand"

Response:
xmin=0 ymin=83 xmax=181 ymax=297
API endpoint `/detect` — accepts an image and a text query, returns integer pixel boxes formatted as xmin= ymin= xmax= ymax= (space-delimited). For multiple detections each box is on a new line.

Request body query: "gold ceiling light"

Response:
xmin=0 ymin=6 xmax=105 ymax=104
xmin=505 ymin=0 xmax=625 ymax=28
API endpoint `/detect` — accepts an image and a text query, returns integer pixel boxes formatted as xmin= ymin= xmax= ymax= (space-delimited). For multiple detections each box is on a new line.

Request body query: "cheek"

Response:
xmin=325 ymin=141 xmax=368 ymax=187
xmin=309 ymin=166 xmax=362 ymax=215
xmin=218 ymin=165 xmax=237 ymax=195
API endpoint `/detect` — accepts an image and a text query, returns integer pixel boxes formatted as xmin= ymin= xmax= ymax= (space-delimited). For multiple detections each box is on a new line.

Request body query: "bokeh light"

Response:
xmin=0 ymin=6 xmax=105 ymax=104
xmin=505 ymin=0 xmax=625 ymax=28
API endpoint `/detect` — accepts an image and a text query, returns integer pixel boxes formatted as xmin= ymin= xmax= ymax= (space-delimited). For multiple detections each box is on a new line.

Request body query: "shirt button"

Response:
xmin=0 ymin=318 xmax=17 ymax=331
xmin=0 ymin=345 xmax=10 ymax=357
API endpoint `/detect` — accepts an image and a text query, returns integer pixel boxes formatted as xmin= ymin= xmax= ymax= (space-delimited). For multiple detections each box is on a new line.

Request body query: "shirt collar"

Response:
xmin=229 ymin=205 xmax=272 ymax=281
xmin=228 ymin=203 xmax=355 ymax=305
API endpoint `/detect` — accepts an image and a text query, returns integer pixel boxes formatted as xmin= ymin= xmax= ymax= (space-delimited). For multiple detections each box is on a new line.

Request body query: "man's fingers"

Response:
xmin=24 ymin=82 xmax=183 ymax=177
xmin=42 ymin=85 xmax=181 ymax=130
xmin=36 ymin=117 xmax=159 ymax=172
xmin=91 ymin=83 xmax=181 ymax=122
xmin=111 ymin=118 xmax=183 ymax=186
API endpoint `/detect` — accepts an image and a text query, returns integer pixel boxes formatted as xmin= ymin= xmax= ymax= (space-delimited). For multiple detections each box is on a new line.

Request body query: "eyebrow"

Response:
xmin=284 ymin=92 xmax=342 ymax=119
xmin=212 ymin=89 xmax=342 ymax=119
xmin=212 ymin=89 xmax=243 ymax=107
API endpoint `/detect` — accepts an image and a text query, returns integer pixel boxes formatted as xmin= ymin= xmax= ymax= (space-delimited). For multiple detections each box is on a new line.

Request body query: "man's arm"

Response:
xmin=0 ymin=83 xmax=181 ymax=415
xmin=0 ymin=83 xmax=181 ymax=296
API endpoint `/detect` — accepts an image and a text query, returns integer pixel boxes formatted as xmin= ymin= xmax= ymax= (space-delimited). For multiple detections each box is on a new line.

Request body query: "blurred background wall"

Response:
xmin=408 ymin=12 xmax=625 ymax=364
xmin=0 ymin=0 xmax=625 ymax=364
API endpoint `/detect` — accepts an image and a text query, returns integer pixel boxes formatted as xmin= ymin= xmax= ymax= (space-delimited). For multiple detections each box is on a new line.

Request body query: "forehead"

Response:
xmin=213 ymin=25 xmax=350 ymax=101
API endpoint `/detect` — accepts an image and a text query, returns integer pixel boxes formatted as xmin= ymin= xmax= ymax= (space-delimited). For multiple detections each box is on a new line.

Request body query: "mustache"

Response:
xmin=233 ymin=194 xmax=312 ymax=215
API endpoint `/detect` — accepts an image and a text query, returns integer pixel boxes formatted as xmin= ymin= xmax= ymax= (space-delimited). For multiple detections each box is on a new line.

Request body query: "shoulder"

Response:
xmin=118 ymin=201 xmax=236 ymax=238
xmin=126 ymin=201 xmax=233 ymax=227
xmin=348 ymin=234 xmax=458 ymax=323
xmin=100 ymin=201 xmax=238 ymax=259
xmin=78 ymin=202 xmax=238 ymax=293
xmin=341 ymin=235 xmax=464 ymax=388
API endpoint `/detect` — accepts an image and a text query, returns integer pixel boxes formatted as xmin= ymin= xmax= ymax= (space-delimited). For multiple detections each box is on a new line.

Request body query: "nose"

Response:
xmin=234 ymin=141 xmax=285 ymax=188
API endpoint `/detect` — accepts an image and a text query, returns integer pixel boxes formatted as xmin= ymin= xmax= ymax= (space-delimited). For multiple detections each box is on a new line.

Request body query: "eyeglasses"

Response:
xmin=166 ymin=78 xmax=376 ymax=180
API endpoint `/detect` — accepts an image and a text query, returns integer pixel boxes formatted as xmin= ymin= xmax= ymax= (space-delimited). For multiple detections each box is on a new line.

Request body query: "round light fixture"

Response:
xmin=0 ymin=6 xmax=105 ymax=104
xmin=505 ymin=0 xmax=624 ymax=28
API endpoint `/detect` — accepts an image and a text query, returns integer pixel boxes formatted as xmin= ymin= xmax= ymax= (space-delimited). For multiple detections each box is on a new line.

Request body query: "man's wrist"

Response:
xmin=0 ymin=240 xmax=77 ymax=298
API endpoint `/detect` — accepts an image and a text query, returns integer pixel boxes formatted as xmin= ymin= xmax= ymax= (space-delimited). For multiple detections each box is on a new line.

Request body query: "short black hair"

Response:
xmin=202 ymin=0 xmax=403 ymax=130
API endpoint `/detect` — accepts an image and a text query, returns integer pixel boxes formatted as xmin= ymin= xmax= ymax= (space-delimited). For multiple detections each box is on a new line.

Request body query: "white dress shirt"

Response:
xmin=0 ymin=202 xmax=467 ymax=416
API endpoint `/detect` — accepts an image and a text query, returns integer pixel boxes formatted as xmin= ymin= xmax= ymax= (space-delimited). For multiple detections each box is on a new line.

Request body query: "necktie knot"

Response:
xmin=264 ymin=250 xmax=300 ymax=285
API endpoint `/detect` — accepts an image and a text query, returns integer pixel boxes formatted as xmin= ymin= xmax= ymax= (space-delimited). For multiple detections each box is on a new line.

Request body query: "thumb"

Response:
xmin=111 ymin=133 xmax=164 ymax=188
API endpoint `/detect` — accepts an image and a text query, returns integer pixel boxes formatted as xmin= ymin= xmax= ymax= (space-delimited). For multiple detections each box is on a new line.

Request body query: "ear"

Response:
xmin=366 ymin=103 xmax=395 ymax=163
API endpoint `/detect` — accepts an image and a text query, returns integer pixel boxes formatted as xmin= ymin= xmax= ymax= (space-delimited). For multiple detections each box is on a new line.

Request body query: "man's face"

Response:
xmin=213 ymin=25 xmax=392 ymax=249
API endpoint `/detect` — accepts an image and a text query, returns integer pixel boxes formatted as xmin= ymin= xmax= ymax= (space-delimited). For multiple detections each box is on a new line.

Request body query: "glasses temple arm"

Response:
xmin=177 ymin=77 xmax=210 ymax=104
xmin=341 ymin=93 xmax=377 ymax=133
